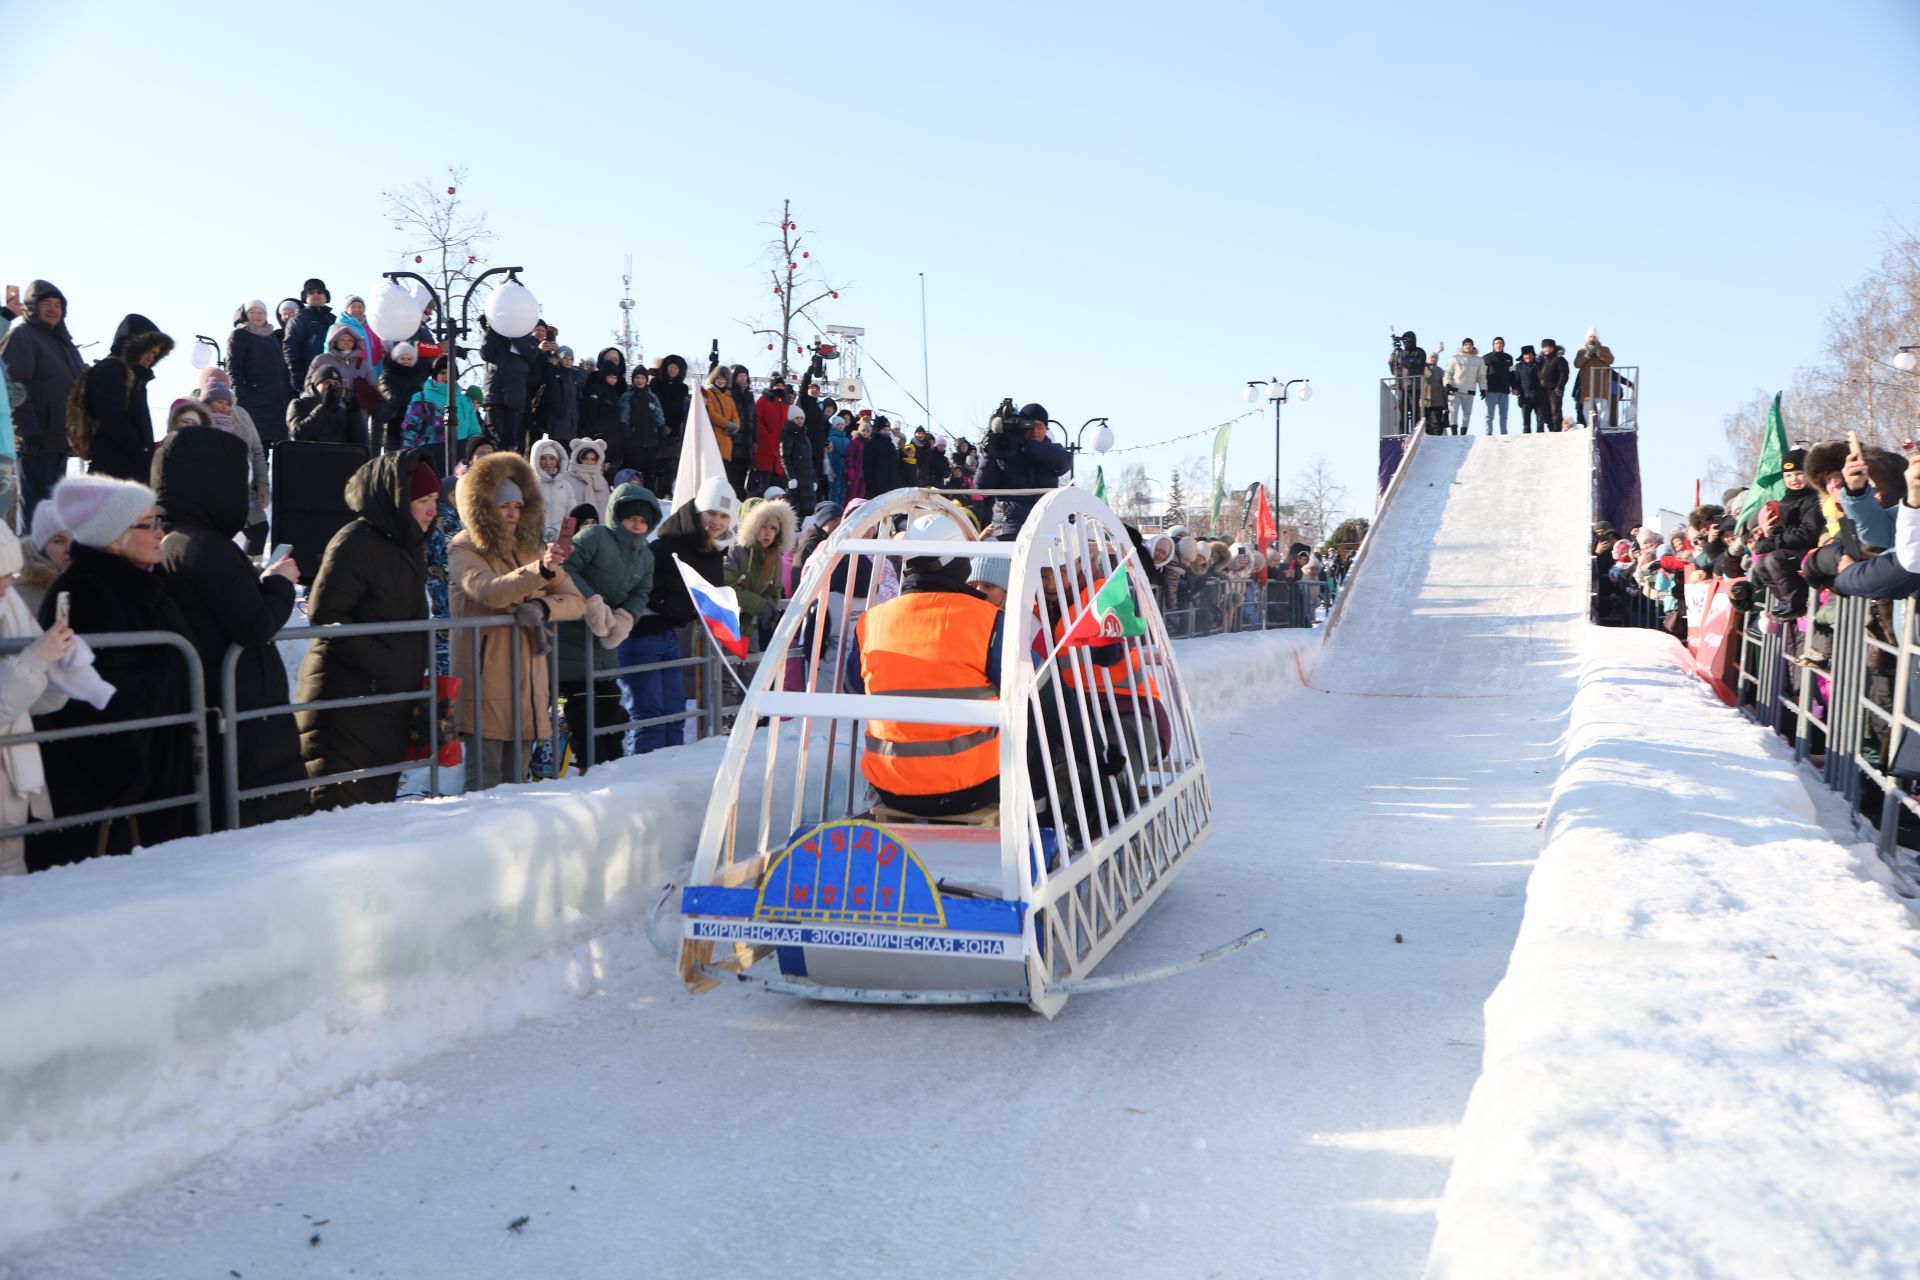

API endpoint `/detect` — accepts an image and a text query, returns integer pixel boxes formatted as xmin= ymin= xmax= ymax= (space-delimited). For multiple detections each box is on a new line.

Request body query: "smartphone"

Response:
xmin=556 ymin=516 xmax=577 ymax=557
xmin=265 ymin=543 xmax=295 ymax=568
xmin=4 ymin=284 xmax=18 ymax=310
xmin=1848 ymin=430 xmax=1862 ymax=458
xmin=55 ymin=591 xmax=70 ymax=625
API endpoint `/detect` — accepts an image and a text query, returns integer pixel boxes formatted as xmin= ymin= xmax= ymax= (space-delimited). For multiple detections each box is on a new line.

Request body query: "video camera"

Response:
xmin=985 ymin=397 xmax=1027 ymax=460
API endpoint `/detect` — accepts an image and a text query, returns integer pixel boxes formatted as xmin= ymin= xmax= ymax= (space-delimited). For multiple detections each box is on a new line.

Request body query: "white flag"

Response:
xmin=671 ymin=373 xmax=729 ymax=517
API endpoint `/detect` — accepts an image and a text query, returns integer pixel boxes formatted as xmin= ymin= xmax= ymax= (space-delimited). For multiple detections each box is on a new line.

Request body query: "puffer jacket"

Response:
xmin=1574 ymin=341 xmax=1616 ymax=399
xmin=83 ymin=313 xmax=173 ymax=481
xmin=1442 ymin=351 xmax=1485 ymax=394
xmin=0 ymin=280 xmax=86 ymax=457
xmin=725 ymin=498 xmax=796 ymax=625
xmin=578 ymin=348 xmax=628 ymax=442
xmin=704 ymin=373 xmax=741 ymax=462
xmin=650 ymin=356 xmax=690 ymax=463
xmin=569 ymin=436 xmax=611 ymax=516
xmin=558 ymin=483 xmax=660 ymax=679
xmin=617 ymin=377 xmax=663 ymax=473
xmin=282 ymin=302 xmax=336 ymax=389
xmin=288 ymin=365 xmax=360 ymax=445
xmin=529 ymin=437 xmax=581 ymax=541
xmin=448 ymin=451 xmax=586 ymax=741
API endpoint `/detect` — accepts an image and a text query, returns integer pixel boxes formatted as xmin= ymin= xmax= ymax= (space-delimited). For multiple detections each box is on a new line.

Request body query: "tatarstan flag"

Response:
xmin=1060 ymin=564 xmax=1149 ymax=647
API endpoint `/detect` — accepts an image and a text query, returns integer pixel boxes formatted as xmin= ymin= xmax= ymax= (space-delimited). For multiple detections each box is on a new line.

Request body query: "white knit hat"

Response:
xmin=30 ymin=498 xmax=70 ymax=553
xmin=694 ymin=475 xmax=737 ymax=519
xmin=0 ymin=523 xmax=23 ymax=579
xmin=52 ymin=474 xmax=158 ymax=549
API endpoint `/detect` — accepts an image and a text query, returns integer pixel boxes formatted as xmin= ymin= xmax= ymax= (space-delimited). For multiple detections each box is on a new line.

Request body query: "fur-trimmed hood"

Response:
xmin=737 ymin=496 xmax=796 ymax=553
xmin=108 ymin=313 xmax=173 ymax=364
xmin=530 ymin=437 xmax=568 ymax=477
xmin=322 ymin=322 xmax=364 ymax=356
xmin=455 ymin=450 xmax=544 ymax=562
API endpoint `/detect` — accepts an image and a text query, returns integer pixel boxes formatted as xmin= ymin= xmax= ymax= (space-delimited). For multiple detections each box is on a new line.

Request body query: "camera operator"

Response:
xmin=1388 ymin=331 xmax=1426 ymax=435
xmin=975 ymin=401 xmax=1070 ymax=539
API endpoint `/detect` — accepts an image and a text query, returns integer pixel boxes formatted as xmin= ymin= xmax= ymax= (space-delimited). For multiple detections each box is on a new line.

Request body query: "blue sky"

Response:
xmin=3 ymin=0 xmax=1917 ymax=524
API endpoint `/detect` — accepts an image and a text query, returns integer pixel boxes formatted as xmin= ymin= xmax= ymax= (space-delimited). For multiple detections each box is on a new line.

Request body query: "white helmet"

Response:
xmin=900 ymin=511 xmax=972 ymax=564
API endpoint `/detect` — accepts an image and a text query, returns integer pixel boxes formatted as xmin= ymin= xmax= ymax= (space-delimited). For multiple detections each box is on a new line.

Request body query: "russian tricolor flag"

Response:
xmin=673 ymin=555 xmax=749 ymax=659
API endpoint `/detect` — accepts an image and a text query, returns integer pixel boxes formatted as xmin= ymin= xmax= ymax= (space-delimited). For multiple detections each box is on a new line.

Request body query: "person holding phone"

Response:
xmin=0 ymin=520 xmax=74 ymax=875
xmin=152 ymin=426 xmax=309 ymax=829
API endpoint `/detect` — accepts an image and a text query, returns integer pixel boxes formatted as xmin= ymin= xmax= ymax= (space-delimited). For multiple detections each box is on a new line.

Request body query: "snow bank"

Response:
xmin=1426 ymin=627 xmax=1920 ymax=1278
xmin=0 ymin=626 xmax=1309 ymax=1248
xmin=0 ymin=743 xmax=722 ymax=1247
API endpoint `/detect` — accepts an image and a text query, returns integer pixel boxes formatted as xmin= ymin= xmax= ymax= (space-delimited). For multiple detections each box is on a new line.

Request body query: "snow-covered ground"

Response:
xmin=9 ymin=434 xmax=1917 ymax=1277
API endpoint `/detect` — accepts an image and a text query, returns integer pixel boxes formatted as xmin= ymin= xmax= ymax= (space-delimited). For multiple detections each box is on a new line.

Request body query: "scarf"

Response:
xmin=244 ymin=321 xmax=274 ymax=338
xmin=419 ymin=380 xmax=481 ymax=440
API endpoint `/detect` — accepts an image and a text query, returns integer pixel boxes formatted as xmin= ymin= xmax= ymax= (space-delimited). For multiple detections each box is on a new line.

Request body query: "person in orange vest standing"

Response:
xmin=845 ymin=513 xmax=1008 ymax=818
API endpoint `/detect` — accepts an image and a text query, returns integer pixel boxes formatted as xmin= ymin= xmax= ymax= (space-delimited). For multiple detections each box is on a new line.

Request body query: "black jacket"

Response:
xmin=283 ymin=304 xmax=336 ymax=388
xmin=863 ymin=430 xmax=902 ymax=497
xmin=1 ymin=280 xmax=87 ymax=456
xmin=153 ymin=428 xmax=307 ymax=828
xmin=1539 ymin=352 xmax=1570 ymax=399
xmin=84 ymin=313 xmax=172 ymax=482
xmin=579 ymin=351 xmax=628 ymax=443
xmin=798 ymin=371 xmax=832 ymax=475
xmin=728 ymin=369 xmax=758 ymax=471
xmin=530 ymin=354 xmax=579 ymax=443
xmin=1512 ymin=356 xmax=1544 ymax=406
xmin=1751 ymin=484 xmax=1823 ymax=555
xmin=633 ymin=499 xmax=724 ymax=638
xmin=289 ymin=376 xmax=360 ymax=445
xmin=1482 ymin=350 xmax=1515 ymax=394
xmin=30 ymin=543 xmax=195 ymax=868
xmin=294 ymin=449 xmax=433 ymax=807
xmin=975 ymin=432 xmax=1071 ymax=531
xmin=651 ymin=358 xmax=691 ymax=461
xmin=480 ymin=327 xmax=539 ymax=409
xmin=616 ymin=384 xmax=664 ymax=473
xmin=911 ymin=437 xmax=949 ymax=487
xmin=227 ymin=326 xmax=293 ymax=444
xmin=781 ymin=418 xmax=818 ymax=508
xmin=375 ymin=361 xmax=431 ymax=451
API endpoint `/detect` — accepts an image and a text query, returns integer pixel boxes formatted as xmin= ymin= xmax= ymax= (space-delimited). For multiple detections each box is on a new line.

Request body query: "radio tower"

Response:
xmin=613 ymin=255 xmax=641 ymax=370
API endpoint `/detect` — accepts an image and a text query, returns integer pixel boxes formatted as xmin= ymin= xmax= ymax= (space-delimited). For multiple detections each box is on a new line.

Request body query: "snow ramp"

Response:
xmin=1318 ymin=431 xmax=1592 ymax=697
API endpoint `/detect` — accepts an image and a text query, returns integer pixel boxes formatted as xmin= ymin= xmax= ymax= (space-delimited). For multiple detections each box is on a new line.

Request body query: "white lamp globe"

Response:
xmin=1092 ymin=423 xmax=1116 ymax=453
xmin=368 ymin=280 xmax=426 ymax=343
xmin=189 ymin=342 xmax=213 ymax=370
xmin=484 ymin=280 xmax=540 ymax=339
xmin=1243 ymin=384 xmax=1263 ymax=404
xmin=1896 ymin=349 xmax=1919 ymax=373
xmin=1297 ymin=382 xmax=1314 ymax=402
xmin=1266 ymin=381 xmax=1284 ymax=401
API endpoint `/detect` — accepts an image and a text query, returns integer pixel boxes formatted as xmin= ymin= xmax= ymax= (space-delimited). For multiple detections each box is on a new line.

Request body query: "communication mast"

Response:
xmin=613 ymin=255 xmax=642 ymax=369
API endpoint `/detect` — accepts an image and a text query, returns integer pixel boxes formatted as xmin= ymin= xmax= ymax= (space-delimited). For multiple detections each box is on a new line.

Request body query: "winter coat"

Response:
xmin=1574 ymin=342 xmax=1616 ymax=399
xmin=283 ymin=303 xmax=336 ymax=389
xmin=1443 ymin=351 xmax=1485 ymax=394
xmin=558 ymin=483 xmax=660 ymax=680
xmin=570 ymin=436 xmax=612 ymax=516
xmin=704 ymin=383 xmax=742 ymax=462
xmin=1 ymin=281 xmax=87 ymax=457
xmin=1512 ymin=355 xmax=1543 ymax=406
xmin=863 ymin=429 xmax=902 ymax=497
xmin=651 ymin=357 xmax=691 ymax=461
xmin=376 ymin=360 xmax=431 ymax=451
xmin=448 ymin=451 xmax=586 ymax=741
xmin=397 ymin=378 xmax=480 ymax=454
xmin=753 ymin=394 xmax=788 ymax=476
xmin=152 ymin=428 xmax=307 ymax=828
xmin=288 ymin=365 xmax=360 ymax=445
xmin=31 ymin=543 xmax=196 ymax=867
xmin=780 ymin=418 xmax=817 ymax=508
xmin=617 ymin=382 xmax=664 ymax=474
xmin=1388 ymin=343 xmax=1427 ymax=381
xmin=294 ymin=450 xmax=433 ymax=807
xmin=83 ymin=313 xmax=172 ymax=481
xmin=307 ymin=324 xmax=373 ymax=397
xmin=826 ymin=424 xmax=851 ymax=504
xmin=633 ymin=498 xmax=724 ymax=639
xmin=226 ymin=325 xmax=293 ymax=445
xmin=845 ymin=434 xmax=866 ymax=500
xmin=579 ymin=349 xmax=628 ymax=443
xmin=195 ymin=401 xmax=271 ymax=529
xmin=530 ymin=354 xmax=578 ymax=443
xmin=1752 ymin=484 xmax=1824 ymax=555
xmin=911 ymin=436 xmax=949 ymax=487
xmin=799 ymin=372 xmax=832 ymax=476
xmin=1538 ymin=351 xmax=1570 ymax=400
xmin=725 ymin=498 xmax=796 ymax=625
xmin=481 ymin=327 xmax=539 ymax=410
xmin=530 ymin=438 xmax=581 ymax=541
xmin=1482 ymin=349 xmax=1515 ymax=394
xmin=728 ymin=368 xmax=758 ymax=471
xmin=974 ymin=432 xmax=1070 ymax=530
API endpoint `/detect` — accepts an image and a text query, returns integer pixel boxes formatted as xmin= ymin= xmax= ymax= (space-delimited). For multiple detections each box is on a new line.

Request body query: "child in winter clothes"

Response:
xmin=725 ymin=497 xmax=796 ymax=650
xmin=0 ymin=523 xmax=73 ymax=874
xmin=529 ymin=437 xmax=578 ymax=541
xmin=17 ymin=502 xmax=72 ymax=618
xmin=569 ymin=437 xmax=611 ymax=519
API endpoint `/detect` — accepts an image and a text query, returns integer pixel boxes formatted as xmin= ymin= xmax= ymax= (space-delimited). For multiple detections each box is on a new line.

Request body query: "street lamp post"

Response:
xmin=1242 ymin=377 xmax=1312 ymax=509
xmin=1055 ymin=416 xmax=1115 ymax=480
xmin=1895 ymin=345 xmax=1919 ymax=373
xmin=373 ymin=266 xmax=534 ymax=477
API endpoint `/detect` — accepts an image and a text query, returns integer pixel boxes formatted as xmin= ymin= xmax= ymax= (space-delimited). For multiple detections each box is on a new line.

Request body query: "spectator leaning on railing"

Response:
xmin=0 ymin=522 xmax=73 ymax=876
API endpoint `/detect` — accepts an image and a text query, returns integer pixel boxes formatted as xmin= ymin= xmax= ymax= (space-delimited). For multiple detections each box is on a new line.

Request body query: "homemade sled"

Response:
xmin=676 ymin=486 xmax=1221 ymax=1017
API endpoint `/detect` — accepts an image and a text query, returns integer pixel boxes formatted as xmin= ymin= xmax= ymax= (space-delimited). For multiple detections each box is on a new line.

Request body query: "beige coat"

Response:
xmin=448 ymin=452 xmax=586 ymax=741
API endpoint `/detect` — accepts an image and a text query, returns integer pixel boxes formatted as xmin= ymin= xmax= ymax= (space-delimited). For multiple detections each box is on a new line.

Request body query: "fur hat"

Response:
xmin=695 ymin=474 xmax=737 ymax=519
xmin=391 ymin=341 xmax=418 ymax=363
xmin=1782 ymin=448 xmax=1807 ymax=475
xmin=53 ymin=474 xmax=157 ymax=549
xmin=30 ymin=499 xmax=70 ymax=553
xmin=301 ymin=278 xmax=329 ymax=300
xmin=1803 ymin=441 xmax=1849 ymax=492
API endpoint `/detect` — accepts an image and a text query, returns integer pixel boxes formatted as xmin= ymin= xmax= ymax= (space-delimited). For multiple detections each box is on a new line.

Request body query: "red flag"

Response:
xmin=1694 ymin=478 xmax=1701 ymax=509
xmin=1253 ymin=484 xmax=1278 ymax=584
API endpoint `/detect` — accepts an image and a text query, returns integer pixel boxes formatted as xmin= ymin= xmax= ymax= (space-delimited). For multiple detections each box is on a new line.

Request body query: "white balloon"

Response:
xmin=485 ymin=280 xmax=540 ymax=339
xmin=369 ymin=280 xmax=426 ymax=343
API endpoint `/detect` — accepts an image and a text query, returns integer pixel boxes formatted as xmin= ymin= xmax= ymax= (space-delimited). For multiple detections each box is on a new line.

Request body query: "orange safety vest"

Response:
xmin=856 ymin=592 xmax=1002 ymax=798
xmin=1053 ymin=580 xmax=1162 ymax=701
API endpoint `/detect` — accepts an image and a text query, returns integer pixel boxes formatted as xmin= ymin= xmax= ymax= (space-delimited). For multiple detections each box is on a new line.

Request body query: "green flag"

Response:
xmin=1738 ymin=393 xmax=1788 ymax=526
xmin=1093 ymin=465 xmax=1106 ymax=502
xmin=1211 ymin=423 xmax=1232 ymax=522
xmin=1061 ymin=563 xmax=1148 ymax=646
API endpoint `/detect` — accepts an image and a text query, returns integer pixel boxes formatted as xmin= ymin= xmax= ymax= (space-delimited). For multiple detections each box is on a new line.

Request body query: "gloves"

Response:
xmin=582 ymin=594 xmax=614 ymax=637
xmin=601 ymin=607 xmax=635 ymax=651
xmin=512 ymin=599 xmax=552 ymax=655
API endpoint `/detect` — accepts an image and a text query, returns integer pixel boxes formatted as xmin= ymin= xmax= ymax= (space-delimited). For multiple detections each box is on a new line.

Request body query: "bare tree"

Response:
xmin=1284 ymin=458 xmax=1349 ymax=544
xmin=382 ymin=166 xmax=498 ymax=357
xmin=1112 ymin=462 xmax=1154 ymax=523
xmin=744 ymin=199 xmax=847 ymax=381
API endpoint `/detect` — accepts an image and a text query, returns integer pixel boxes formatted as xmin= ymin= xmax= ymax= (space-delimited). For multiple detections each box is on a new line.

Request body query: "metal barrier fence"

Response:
xmin=1616 ymin=579 xmax=1920 ymax=889
xmin=1161 ymin=578 xmax=1328 ymax=639
xmin=0 ymin=632 xmax=212 ymax=842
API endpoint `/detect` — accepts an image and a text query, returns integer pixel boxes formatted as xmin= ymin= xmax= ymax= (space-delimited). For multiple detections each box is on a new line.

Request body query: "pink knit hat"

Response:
xmin=51 ymin=474 xmax=157 ymax=549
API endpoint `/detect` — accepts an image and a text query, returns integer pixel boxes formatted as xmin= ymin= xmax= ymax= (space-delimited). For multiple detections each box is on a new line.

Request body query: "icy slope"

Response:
xmin=1319 ymin=432 xmax=1591 ymax=698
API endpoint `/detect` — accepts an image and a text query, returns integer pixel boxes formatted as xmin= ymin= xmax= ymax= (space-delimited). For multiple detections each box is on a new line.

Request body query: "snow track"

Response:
xmin=6 ymin=436 xmax=1612 ymax=1278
